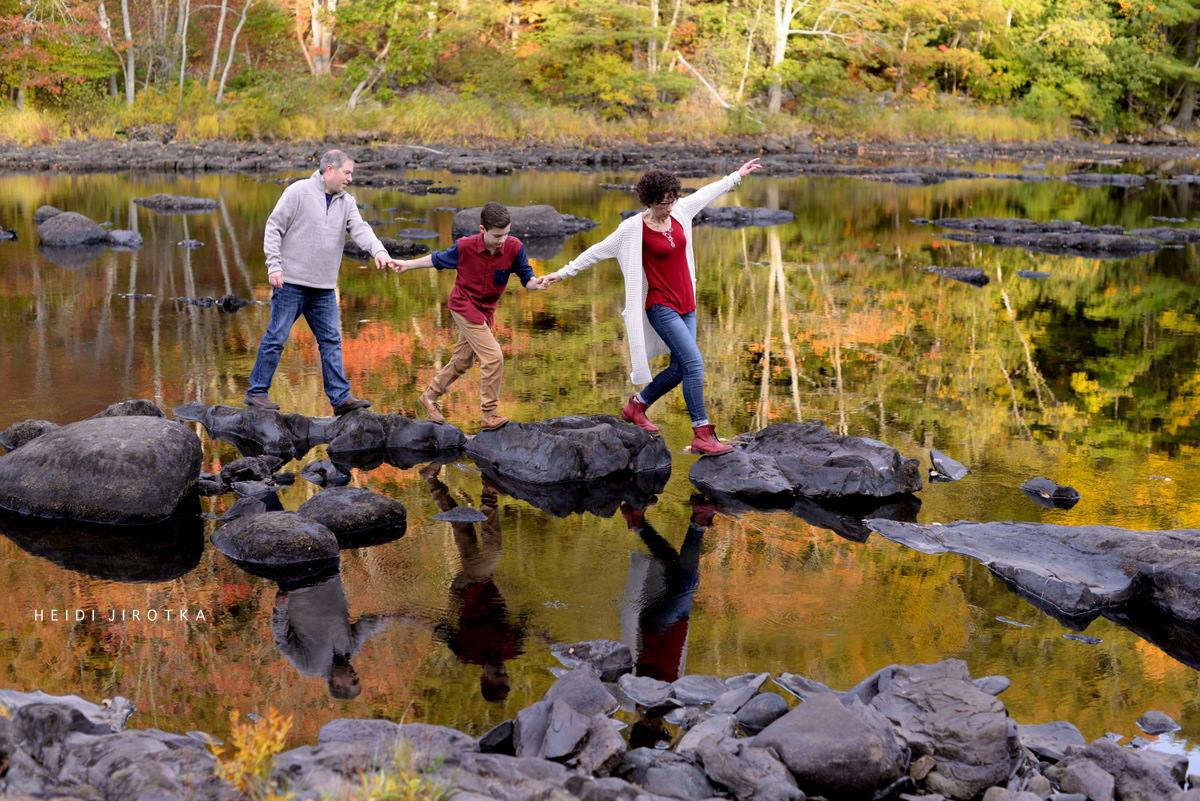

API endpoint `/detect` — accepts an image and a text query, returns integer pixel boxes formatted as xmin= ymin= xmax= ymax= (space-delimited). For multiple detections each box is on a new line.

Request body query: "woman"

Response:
xmin=542 ymin=158 xmax=762 ymax=455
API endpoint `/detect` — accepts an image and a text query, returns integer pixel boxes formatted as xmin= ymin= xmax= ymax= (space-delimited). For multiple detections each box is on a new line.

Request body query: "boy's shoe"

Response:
xmin=333 ymin=397 xmax=372 ymax=416
xmin=480 ymin=415 xmax=510 ymax=431
xmin=621 ymin=395 xmax=660 ymax=435
xmin=690 ymin=424 xmax=733 ymax=456
xmin=244 ymin=393 xmax=280 ymax=411
xmin=418 ymin=390 xmax=446 ymax=424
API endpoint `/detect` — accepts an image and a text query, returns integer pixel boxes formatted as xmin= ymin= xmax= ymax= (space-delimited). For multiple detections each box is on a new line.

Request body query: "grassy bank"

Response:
xmin=1 ymin=84 xmax=1077 ymax=148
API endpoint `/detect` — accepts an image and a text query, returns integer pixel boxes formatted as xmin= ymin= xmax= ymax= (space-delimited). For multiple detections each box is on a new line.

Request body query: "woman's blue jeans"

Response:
xmin=247 ymin=283 xmax=351 ymax=406
xmin=639 ymin=305 xmax=708 ymax=426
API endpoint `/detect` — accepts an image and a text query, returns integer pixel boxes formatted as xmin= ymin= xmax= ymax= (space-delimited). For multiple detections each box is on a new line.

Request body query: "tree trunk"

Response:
xmin=295 ymin=0 xmax=316 ymax=73
xmin=310 ymin=0 xmax=337 ymax=75
xmin=736 ymin=0 xmax=764 ymax=103
xmin=768 ymin=0 xmax=793 ymax=113
xmin=659 ymin=0 xmax=683 ymax=60
xmin=120 ymin=0 xmax=136 ymax=106
xmin=648 ymin=0 xmax=659 ymax=73
xmin=177 ymin=0 xmax=190 ymax=95
xmin=207 ymin=0 xmax=230 ymax=88
xmin=1175 ymin=21 xmax=1198 ymax=128
xmin=216 ymin=0 xmax=254 ymax=102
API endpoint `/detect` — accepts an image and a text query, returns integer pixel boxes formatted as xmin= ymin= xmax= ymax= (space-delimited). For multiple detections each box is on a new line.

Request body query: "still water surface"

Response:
xmin=1 ymin=166 xmax=1199 ymax=757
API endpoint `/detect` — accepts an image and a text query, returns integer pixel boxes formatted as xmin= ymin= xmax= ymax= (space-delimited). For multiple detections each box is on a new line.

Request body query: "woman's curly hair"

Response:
xmin=635 ymin=170 xmax=682 ymax=207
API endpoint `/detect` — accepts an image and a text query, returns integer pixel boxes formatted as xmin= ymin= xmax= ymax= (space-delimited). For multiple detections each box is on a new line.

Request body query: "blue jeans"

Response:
xmin=639 ymin=305 xmax=708 ymax=426
xmin=247 ymin=283 xmax=351 ymax=407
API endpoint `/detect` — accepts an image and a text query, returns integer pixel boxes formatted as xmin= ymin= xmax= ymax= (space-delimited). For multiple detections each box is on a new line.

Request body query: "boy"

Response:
xmin=391 ymin=202 xmax=543 ymax=430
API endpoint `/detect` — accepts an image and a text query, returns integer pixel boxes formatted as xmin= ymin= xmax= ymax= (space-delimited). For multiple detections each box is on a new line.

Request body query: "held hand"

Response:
xmin=540 ymin=273 xmax=562 ymax=288
xmin=388 ymin=259 xmax=404 ymax=273
xmin=525 ymin=278 xmax=542 ymax=291
xmin=737 ymin=158 xmax=763 ymax=178
xmin=374 ymin=251 xmax=391 ymax=271
xmin=268 ymin=271 xmax=284 ymax=289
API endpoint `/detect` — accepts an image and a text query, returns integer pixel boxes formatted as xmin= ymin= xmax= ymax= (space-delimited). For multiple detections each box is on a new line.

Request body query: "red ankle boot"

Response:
xmin=621 ymin=395 xmax=660 ymax=435
xmin=690 ymin=424 xmax=733 ymax=456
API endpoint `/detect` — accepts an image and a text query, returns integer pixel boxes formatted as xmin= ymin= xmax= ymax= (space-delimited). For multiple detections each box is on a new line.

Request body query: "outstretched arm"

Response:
xmin=541 ymin=226 xmax=623 ymax=286
xmin=390 ymin=244 xmax=458 ymax=273
xmin=672 ymin=158 xmax=762 ymax=221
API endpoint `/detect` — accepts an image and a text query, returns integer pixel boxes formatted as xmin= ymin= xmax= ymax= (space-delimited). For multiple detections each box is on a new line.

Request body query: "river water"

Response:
xmin=1 ymin=165 xmax=1198 ymax=759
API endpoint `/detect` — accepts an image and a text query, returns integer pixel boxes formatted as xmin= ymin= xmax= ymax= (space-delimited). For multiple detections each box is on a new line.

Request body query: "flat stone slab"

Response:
xmin=133 ymin=193 xmax=218 ymax=212
xmin=466 ymin=415 xmax=670 ymax=486
xmin=690 ymin=421 xmax=922 ymax=503
xmin=451 ymin=205 xmax=597 ymax=238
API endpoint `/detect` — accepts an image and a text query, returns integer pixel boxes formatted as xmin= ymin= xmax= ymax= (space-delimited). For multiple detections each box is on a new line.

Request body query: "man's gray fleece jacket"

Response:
xmin=263 ymin=170 xmax=386 ymax=289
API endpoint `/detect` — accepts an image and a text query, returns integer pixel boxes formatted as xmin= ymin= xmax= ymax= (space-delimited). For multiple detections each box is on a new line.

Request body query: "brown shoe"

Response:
xmin=244 ymin=393 xmax=280 ymax=411
xmin=418 ymin=390 xmax=446 ymax=424
xmin=333 ymin=396 xmax=372 ymax=416
xmin=480 ymin=415 xmax=510 ymax=431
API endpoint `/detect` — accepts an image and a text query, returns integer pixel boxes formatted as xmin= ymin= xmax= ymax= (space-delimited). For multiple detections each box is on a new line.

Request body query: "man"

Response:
xmin=245 ymin=149 xmax=390 ymax=415
xmin=391 ymin=202 xmax=543 ymax=430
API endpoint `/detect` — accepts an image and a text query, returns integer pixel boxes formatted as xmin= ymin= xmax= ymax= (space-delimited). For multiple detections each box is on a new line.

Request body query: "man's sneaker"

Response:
xmin=333 ymin=397 xmax=372 ymax=416
xmin=480 ymin=415 xmax=510 ymax=431
xmin=244 ymin=393 xmax=280 ymax=411
xmin=418 ymin=389 xmax=447 ymax=424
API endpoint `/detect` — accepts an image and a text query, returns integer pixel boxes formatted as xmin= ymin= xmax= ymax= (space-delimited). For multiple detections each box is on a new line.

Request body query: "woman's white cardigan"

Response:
xmin=551 ymin=171 xmax=743 ymax=385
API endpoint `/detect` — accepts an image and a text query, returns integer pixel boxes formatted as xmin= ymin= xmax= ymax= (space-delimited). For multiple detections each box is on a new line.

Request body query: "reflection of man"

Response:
xmin=271 ymin=573 xmax=389 ymax=699
xmin=422 ymin=464 xmax=526 ymax=701
xmin=620 ymin=497 xmax=715 ymax=682
xmin=245 ymin=148 xmax=387 ymax=415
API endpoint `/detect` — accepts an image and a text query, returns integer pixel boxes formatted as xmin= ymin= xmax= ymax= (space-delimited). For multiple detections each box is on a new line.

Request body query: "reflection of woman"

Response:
xmin=543 ymin=159 xmax=762 ymax=455
xmin=271 ymin=573 xmax=390 ymax=699
xmin=422 ymin=464 xmax=527 ymax=702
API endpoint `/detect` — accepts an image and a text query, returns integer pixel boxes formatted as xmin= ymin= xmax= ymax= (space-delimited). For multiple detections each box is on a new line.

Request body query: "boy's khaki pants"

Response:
xmin=426 ymin=311 xmax=504 ymax=417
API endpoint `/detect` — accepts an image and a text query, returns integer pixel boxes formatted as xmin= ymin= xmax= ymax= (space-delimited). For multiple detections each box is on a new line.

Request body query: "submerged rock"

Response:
xmin=467 ymin=416 xmax=671 ymax=486
xmin=38 ymin=211 xmax=110 ymax=247
xmin=921 ymin=265 xmax=989 ymax=287
xmin=550 ymin=640 xmax=634 ymax=682
xmin=300 ymin=459 xmax=352 ymax=487
xmin=298 ymin=486 xmax=406 ymax=542
xmin=932 ymin=217 xmax=1160 ymax=259
xmin=930 ymin=448 xmax=970 ymax=481
xmin=690 ymin=421 xmax=921 ymax=504
xmin=174 ymin=294 xmax=257 ymax=312
xmin=1020 ymin=476 xmax=1081 ymax=509
xmin=0 ymin=416 xmax=201 ymax=524
xmin=133 ymin=193 xmax=218 ymax=212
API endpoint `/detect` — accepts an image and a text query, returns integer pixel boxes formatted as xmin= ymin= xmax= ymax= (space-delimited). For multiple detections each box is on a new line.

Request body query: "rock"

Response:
xmin=932 ymin=217 xmax=1161 ymax=259
xmin=752 ymin=693 xmax=903 ymax=798
xmin=1135 ymin=710 xmax=1179 ymax=735
xmin=692 ymin=207 xmax=796 ymax=228
xmin=38 ymin=211 xmax=110 ymax=247
xmin=616 ymin=747 xmax=717 ymax=800
xmin=981 ymin=789 xmax=1043 ymax=801
xmin=544 ymin=667 xmax=619 ymax=717
xmin=921 ymin=266 xmax=990 ymax=287
xmin=0 ymin=416 xmax=201 ymax=523
xmin=513 ymin=699 xmax=590 ymax=760
xmin=694 ymin=736 xmax=805 ymax=801
xmin=1017 ymin=721 xmax=1088 ymax=763
xmin=452 ymin=205 xmax=595 ymax=238
xmin=431 ymin=506 xmax=487 ymax=523
xmin=478 ymin=464 xmax=669 ymax=519
xmin=297 ymin=486 xmax=407 ymax=542
xmin=974 ymin=675 xmax=1012 ymax=696
xmin=175 ymin=294 xmax=256 ymax=312
xmin=174 ymin=403 xmax=327 ymax=459
xmin=619 ymin=674 xmax=672 ymax=709
xmin=1017 ymin=270 xmax=1050 ymax=279
xmin=550 ymin=640 xmax=634 ymax=682
xmin=132 ymin=194 xmax=218 ymax=212
xmin=300 ymin=459 xmax=352 ymax=487
xmin=0 ymin=689 xmax=133 ymax=733
xmin=0 ymin=225 xmax=14 ymax=241
xmin=394 ymin=227 xmax=439 ymax=239
xmin=930 ymin=449 xmax=970 ymax=481
xmin=577 ymin=714 xmax=626 ymax=776
xmin=34 ymin=204 xmax=63 ymax=224
xmin=1052 ymin=737 xmax=1186 ymax=801
xmin=219 ymin=455 xmax=283 ymax=484
xmin=467 ymin=416 xmax=670 ymax=486
xmin=177 ymin=239 xmax=204 ymax=248
xmin=231 ymin=479 xmax=277 ymax=498
xmin=479 ymin=720 xmax=515 ymax=755
xmin=211 ymin=511 xmax=340 ymax=565
xmin=1048 ymin=757 xmax=1116 ymax=801
xmin=324 ymin=410 xmax=466 ymax=457
xmin=858 ymin=661 xmax=1020 ymax=800
xmin=676 ymin=714 xmax=736 ymax=756
xmin=1020 ymin=476 xmax=1081 ymax=509
xmin=343 ymin=236 xmax=428 ymax=260
xmin=1065 ymin=172 xmax=1146 ymax=187
xmin=0 ymin=419 xmax=60 ymax=452
xmin=690 ymin=421 xmax=921 ymax=503
xmin=736 ymin=692 xmax=790 ymax=734
xmin=671 ymin=675 xmax=730 ymax=706
xmin=105 ymin=229 xmax=143 ymax=249
xmin=89 ymin=399 xmax=164 ymax=418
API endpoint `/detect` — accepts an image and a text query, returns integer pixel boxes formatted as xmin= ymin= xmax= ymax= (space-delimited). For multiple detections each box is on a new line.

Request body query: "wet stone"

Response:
xmin=618 ymin=674 xmax=672 ymax=709
xmin=1021 ymin=476 xmax=1081 ymax=509
xmin=0 ymin=419 xmax=60 ymax=452
xmin=736 ymin=692 xmax=790 ymax=735
xmin=432 ymin=506 xmax=487 ymax=523
xmin=550 ymin=640 xmax=634 ymax=682
xmin=1135 ymin=710 xmax=1180 ymax=735
xmin=211 ymin=511 xmax=339 ymax=565
xmin=671 ymin=675 xmax=730 ymax=706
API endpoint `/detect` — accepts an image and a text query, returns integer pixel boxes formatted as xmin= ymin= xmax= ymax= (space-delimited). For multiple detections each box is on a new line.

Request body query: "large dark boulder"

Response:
xmin=297 ymin=486 xmax=407 ymax=545
xmin=691 ymin=421 xmax=921 ymax=503
xmin=0 ymin=419 xmax=60 ymax=452
xmin=0 ymin=416 xmax=202 ymax=524
xmin=467 ymin=416 xmax=671 ymax=485
xmin=1047 ymin=738 xmax=1185 ymax=801
xmin=212 ymin=511 xmax=339 ymax=565
xmin=89 ymin=399 xmax=164 ymax=418
xmin=853 ymin=661 xmax=1019 ymax=800
xmin=173 ymin=403 xmax=329 ymax=459
xmin=325 ymin=410 xmax=466 ymax=457
xmin=132 ymin=193 xmax=218 ymax=212
xmin=343 ymin=237 xmax=428 ymax=260
xmin=37 ymin=212 xmax=110 ymax=247
xmin=34 ymin=204 xmax=63 ymax=224
xmin=752 ymin=692 xmax=903 ymax=798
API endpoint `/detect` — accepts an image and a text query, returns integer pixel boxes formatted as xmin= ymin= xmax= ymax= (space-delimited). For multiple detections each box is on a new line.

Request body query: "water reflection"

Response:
xmin=423 ymin=464 xmax=527 ymax=702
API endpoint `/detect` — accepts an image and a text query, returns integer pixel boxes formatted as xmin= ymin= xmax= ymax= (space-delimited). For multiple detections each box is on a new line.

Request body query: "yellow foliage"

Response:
xmin=0 ymin=108 xmax=62 ymax=145
xmin=210 ymin=707 xmax=293 ymax=800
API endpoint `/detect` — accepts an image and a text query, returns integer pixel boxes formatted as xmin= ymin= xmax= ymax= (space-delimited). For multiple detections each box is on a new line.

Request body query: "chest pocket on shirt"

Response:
xmin=492 ymin=268 xmax=513 ymax=288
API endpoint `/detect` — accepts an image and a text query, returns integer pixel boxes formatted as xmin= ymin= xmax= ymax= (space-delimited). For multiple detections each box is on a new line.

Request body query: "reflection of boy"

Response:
xmin=271 ymin=575 xmax=389 ymax=699
xmin=391 ymin=203 xmax=543 ymax=431
xmin=422 ymin=465 xmax=527 ymax=701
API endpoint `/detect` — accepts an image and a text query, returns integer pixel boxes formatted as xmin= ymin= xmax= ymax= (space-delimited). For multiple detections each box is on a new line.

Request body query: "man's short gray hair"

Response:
xmin=319 ymin=149 xmax=352 ymax=172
